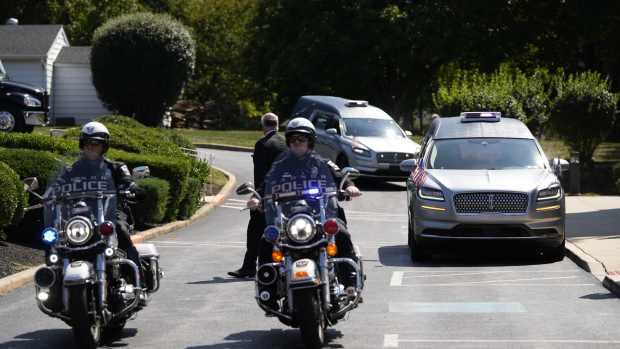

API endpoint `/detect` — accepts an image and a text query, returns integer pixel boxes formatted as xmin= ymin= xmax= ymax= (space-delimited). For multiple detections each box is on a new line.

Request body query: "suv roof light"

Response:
xmin=345 ymin=100 xmax=368 ymax=107
xmin=460 ymin=111 xmax=501 ymax=123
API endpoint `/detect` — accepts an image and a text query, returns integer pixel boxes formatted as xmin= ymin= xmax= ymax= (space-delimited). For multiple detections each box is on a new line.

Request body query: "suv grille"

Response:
xmin=454 ymin=192 xmax=528 ymax=214
xmin=376 ymin=152 xmax=413 ymax=164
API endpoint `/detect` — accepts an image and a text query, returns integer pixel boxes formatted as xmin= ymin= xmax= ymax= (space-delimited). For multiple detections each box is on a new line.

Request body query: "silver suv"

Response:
xmin=292 ymin=96 xmax=421 ymax=179
xmin=400 ymin=112 xmax=566 ymax=262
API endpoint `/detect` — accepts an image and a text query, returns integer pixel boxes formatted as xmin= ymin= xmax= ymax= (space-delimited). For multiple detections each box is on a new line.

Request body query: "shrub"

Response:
xmin=63 ymin=115 xmax=194 ymax=157
xmin=0 ymin=148 xmax=66 ymax=190
xmin=107 ymin=149 xmax=191 ymax=221
xmin=191 ymin=159 xmax=211 ymax=190
xmin=0 ymin=162 xmax=21 ymax=237
xmin=91 ymin=13 xmax=195 ymax=126
xmin=133 ymin=177 xmax=170 ymax=225
xmin=178 ymin=178 xmax=202 ymax=219
xmin=0 ymin=133 xmax=76 ymax=154
xmin=549 ymin=71 xmax=618 ymax=165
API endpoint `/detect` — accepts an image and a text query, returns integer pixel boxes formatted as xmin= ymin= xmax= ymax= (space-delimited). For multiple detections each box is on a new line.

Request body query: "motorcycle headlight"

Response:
xmin=23 ymin=94 xmax=41 ymax=107
xmin=537 ymin=185 xmax=562 ymax=201
xmin=286 ymin=214 xmax=316 ymax=243
xmin=65 ymin=216 xmax=93 ymax=245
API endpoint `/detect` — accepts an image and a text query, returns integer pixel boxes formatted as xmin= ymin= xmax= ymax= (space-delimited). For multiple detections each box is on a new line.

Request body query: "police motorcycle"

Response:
xmin=236 ymin=167 xmax=365 ymax=349
xmin=26 ymin=165 xmax=162 ymax=348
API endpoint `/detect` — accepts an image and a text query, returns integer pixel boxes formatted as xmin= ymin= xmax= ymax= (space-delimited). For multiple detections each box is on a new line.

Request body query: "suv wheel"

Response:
xmin=410 ymin=235 xmax=431 ymax=263
xmin=0 ymin=104 xmax=29 ymax=132
xmin=543 ymin=240 xmax=565 ymax=262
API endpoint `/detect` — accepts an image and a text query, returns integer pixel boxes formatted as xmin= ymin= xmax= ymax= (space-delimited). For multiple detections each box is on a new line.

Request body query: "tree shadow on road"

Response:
xmin=566 ymin=208 xmax=620 ymax=239
xmin=185 ymin=328 xmax=343 ymax=349
xmin=378 ymin=243 xmax=554 ymax=268
xmin=187 ymin=276 xmax=253 ymax=285
xmin=0 ymin=328 xmax=137 ymax=349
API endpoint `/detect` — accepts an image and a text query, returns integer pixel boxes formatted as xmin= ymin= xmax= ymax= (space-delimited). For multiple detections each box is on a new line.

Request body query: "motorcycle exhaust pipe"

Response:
xmin=34 ymin=267 xmax=56 ymax=289
xmin=256 ymin=264 xmax=278 ymax=286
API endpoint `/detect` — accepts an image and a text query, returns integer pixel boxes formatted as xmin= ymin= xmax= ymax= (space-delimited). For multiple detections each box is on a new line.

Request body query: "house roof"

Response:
xmin=56 ymin=46 xmax=91 ymax=65
xmin=0 ymin=25 xmax=64 ymax=58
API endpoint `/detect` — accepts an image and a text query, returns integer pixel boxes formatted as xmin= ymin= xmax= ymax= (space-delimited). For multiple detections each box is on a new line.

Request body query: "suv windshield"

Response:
xmin=343 ymin=118 xmax=405 ymax=138
xmin=427 ymin=138 xmax=545 ymax=170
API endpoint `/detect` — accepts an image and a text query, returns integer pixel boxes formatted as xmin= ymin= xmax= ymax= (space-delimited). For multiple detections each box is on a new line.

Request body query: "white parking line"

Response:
xmin=390 ymin=271 xmax=404 ymax=286
xmin=403 ymin=271 xmax=580 ymax=278
xmin=226 ymin=198 xmax=247 ymax=203
xmin=220 ymin=205 xmax=246 ymax=210
xmin=383 ymin=335 xmax=620 ymax=347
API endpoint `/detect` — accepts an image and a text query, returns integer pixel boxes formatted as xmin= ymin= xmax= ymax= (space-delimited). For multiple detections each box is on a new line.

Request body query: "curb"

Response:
xmin=193 ymin=142 xmax=253 ymax=153
xmin=565 ymin=239 xmax=620 ymax=297
xmin=0 ymin=166 xmax=236 ymax=296
xmin=565 ymin=240 xmax=607 ymax=281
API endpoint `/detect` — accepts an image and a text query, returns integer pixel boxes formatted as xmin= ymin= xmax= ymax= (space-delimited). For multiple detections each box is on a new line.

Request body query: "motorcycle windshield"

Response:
xmin=265 ymin=189 xmax=338 ymax=226
xmin=43 ymin=158 xmax=117 ymax=228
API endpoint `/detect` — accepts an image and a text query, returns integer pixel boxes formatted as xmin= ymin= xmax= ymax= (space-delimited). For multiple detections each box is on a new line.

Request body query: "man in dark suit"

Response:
xmin=228 ymin=112 xmax=287 ymax=278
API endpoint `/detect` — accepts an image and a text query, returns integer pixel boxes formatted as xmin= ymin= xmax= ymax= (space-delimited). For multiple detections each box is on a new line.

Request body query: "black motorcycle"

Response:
xmin=27 ymin=166 xmax=162 ymax=348
xmin=236 ymin=167 xmax=365 ymax=349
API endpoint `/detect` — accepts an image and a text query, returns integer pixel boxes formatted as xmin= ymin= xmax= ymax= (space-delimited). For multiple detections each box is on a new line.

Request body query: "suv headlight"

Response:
xmin=65 ymin=217 xmax=93 ymax=245
xmin=537 ymin=185 xmax=562 ymax=201
xmin=23 ymin=95 xmax=41 ymax=107
xmin=286 ymin=214 xmax=316 ymax=243
xmin=352 ymin=146 xmax=371 ymax=158
xmin=418 ymin=187 xmax=445 ymax=201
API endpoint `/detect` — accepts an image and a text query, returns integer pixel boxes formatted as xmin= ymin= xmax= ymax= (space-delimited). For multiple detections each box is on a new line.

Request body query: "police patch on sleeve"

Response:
xmin=120 ymin=165 xmax=131 ymax=177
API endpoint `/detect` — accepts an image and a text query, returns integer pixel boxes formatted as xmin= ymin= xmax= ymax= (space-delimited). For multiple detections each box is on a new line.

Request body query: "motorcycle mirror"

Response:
xmin=326 ymin=128 xmax=338 ymax=135
xmin=236 ymin=182 xmax=255 ymax=195
xmin=132 ymin=166 xmax=150 ymax=179
xmin=399 ymin=159 xmax=417 ymax=173
xmin=341 ymin=167 xmax=360 ymax=179
xmin=23 ymin=177 xmax=39 ymax=191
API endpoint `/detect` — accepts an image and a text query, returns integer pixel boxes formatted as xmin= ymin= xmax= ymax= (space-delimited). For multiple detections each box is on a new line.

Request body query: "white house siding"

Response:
xmin=53 ymin=64 xmax=110 ymax=124
xmin=45 ymin=29 xmax=69 ymax=94
xmin=1 ymin=60 xmax=45 ymax=88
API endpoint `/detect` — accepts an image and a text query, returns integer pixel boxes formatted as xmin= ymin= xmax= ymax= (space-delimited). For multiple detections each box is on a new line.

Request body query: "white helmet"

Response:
xmin=79 ymin=121 xmax=110 ymax=152
xmin=285 ymin=117 xmax=316 ymax=147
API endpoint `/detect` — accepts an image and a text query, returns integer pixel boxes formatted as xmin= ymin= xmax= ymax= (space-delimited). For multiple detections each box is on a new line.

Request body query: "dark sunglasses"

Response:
xmin=289 ymin=135 xmax=309 ymax=143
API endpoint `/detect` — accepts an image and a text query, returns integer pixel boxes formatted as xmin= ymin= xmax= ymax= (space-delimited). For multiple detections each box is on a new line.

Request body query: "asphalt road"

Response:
xmin=1 ymin=148 xmax=619 ymax=349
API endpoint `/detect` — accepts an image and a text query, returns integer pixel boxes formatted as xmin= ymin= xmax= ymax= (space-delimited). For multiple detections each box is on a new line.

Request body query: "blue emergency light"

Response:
xmin=263 ymin=226 xmax=280 ymax=242
xmin=42 ymin=227 xmax=59 ymax=245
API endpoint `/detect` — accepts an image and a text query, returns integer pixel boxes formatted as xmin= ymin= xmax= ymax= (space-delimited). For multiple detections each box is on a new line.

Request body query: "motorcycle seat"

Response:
xmin=135 ymin=243 xmax=160 ymax=258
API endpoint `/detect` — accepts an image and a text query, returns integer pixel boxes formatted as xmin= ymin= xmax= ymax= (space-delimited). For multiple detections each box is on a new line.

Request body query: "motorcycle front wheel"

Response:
xmin=68 ymin=286 xmax=102 ymax=349
xmin=296 ymin=289 xmax=326 ymax=349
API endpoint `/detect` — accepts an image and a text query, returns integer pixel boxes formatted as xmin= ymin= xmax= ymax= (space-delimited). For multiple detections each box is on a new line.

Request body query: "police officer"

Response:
xmin=228 ymin=113 xmax=287 ymax=278
xmin=251 ymin=117 xmax=362 ymax=295
xmin=47 ymin=122 xmax=145 ymax=286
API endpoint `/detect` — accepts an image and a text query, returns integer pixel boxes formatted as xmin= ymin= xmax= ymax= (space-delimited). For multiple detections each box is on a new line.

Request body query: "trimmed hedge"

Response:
xmin=134 ymin=177 xmax=170 ymax=225
xmin=178 ymin=177 xmax=202 ymax=219
xmin=0 ymin=162 xmax=23 ymax=237
xmin=107 ymin=149 xmax=191 ymax=221
xmin=0 ymin=148 xmax=66 ymax=190
xmin=0 ymin=132 xmax=76 ymax=154
xmin=63 ymin=115 xmax=193 ymax=157
xmin=91 ymin=13 xmax=195 ymax=126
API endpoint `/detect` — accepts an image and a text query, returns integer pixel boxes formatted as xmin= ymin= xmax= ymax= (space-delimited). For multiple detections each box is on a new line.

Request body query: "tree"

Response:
xmin=91 ymin=12 xmax=195 ymax=126
xmin=549 ymin=71 xmax=617 ymax=164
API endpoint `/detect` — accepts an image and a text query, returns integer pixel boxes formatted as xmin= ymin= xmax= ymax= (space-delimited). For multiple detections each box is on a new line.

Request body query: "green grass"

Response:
xmin=35 ymin=126 xmax=620 ymax=163
xmin=204 ymin=167 xmax=228 ymax=196
xmin=176 ymin=129 xmax=261 ymax=148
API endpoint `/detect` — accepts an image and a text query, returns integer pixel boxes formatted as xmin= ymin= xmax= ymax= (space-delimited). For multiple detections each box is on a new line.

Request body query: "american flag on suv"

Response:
xmin=411 ymin=158 xmax=427 ymax=186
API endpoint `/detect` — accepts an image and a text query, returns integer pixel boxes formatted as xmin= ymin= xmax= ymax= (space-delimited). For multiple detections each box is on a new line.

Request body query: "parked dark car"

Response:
xmin=0 ymin=59 xmax=48 ymax=132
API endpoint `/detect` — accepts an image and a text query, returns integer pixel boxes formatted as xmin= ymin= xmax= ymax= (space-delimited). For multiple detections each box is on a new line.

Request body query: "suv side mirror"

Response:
xmin=400 ymin=159 xmax=417 ymax=173
xmin=550 ymin=158 xmax=569 ymax=177
xmin=236 ymin=182 xmax=255 ymax=195
xmin=23 ymin=177 xmax=39 ymax=191
xmin=132 ymin=166 xmax=150 ymax=179
xmin=326 ymin=128 xmax=338 ymax=135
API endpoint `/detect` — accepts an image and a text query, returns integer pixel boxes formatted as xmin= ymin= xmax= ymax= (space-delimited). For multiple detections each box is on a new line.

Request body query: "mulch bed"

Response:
xmin=0 ymin=241 xmax=44 ymax=279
